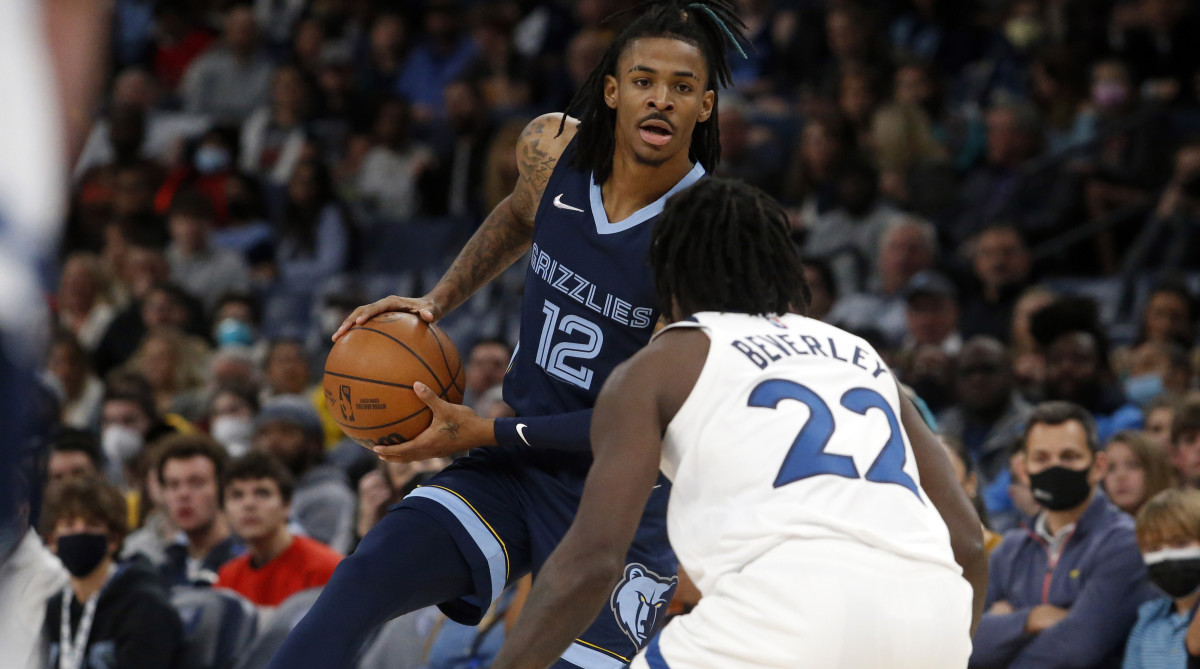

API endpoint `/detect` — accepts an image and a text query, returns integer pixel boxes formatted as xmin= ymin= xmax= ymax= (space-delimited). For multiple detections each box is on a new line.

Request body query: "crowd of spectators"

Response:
xmin=13 ymin=0 xmax=1200 ymax=667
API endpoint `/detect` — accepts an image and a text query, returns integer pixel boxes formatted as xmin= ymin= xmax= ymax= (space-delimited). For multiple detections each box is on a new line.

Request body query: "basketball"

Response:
xmin=323 ymin=312 xmax=465 ymax=447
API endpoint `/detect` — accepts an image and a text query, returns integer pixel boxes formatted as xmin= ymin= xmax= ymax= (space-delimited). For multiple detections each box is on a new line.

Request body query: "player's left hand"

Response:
xmin=372 ymin=382 xmax=493 ymax=463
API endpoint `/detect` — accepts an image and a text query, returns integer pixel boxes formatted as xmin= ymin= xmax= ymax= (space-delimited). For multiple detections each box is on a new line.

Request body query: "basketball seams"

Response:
xmin=323 ymin=370 xmax=414 ymax=389
xmin=356 ymin=326 xmax=449 ymax=395
xmin=329 ymin=405 xmax=432 ymax=431
xmin=426 ymin=326 xmax=465 ymax=400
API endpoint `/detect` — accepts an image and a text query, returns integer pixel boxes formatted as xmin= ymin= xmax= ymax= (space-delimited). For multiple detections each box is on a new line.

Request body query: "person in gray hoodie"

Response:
xmin=252 ymin=396 xmax=355 ymax=554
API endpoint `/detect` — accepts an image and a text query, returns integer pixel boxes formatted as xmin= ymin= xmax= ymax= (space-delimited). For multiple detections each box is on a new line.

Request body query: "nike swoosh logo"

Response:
xmin=552 ymin=194 xmax=584 ymax=213
xmin=516 ymin=423 xmax=532 ymax=447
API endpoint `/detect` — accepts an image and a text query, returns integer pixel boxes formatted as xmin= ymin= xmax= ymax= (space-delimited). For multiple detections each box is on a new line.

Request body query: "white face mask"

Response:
xmin=210 ymin=416 xmax=253 ymax=457
xmin=101 ymin=424 xmax=144 ymax=465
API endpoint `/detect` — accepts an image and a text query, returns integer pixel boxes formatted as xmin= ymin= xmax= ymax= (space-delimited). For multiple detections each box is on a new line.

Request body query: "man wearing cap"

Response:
xmin=252 ymin=397 xmax=355 ymax=554
xmin=904 ymin=270 xmax=963 ymax=355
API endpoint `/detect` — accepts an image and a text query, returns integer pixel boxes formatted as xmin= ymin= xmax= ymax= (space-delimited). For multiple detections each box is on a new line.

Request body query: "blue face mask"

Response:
xmin=1124 ymin=374 xmax=1165 ymax=408
xmin=194 ymin=146 xmax=231 ymax=175
xmin=214 ymin=318 xmax=255 ymax=348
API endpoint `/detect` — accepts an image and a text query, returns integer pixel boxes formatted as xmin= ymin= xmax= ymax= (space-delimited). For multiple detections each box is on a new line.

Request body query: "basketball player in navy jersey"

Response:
xmin=268 ymin=3 xmax=748 ymax=668
xmin=492 ymin=178 xmax=988 ymax=669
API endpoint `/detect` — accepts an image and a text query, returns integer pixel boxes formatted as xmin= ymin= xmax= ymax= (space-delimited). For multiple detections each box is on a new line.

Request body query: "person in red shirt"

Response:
xmin=216 ymin=452 xmax=341 ymax=606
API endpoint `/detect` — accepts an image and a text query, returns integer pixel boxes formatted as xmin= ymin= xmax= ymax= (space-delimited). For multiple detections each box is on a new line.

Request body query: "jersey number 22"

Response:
xmin=748 ymin=379 xmax=921 ymax=500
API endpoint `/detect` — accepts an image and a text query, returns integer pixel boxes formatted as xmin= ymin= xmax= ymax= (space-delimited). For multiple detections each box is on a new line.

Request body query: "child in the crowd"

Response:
xmin=1126 ymin=489 xmax=1200 ymax=668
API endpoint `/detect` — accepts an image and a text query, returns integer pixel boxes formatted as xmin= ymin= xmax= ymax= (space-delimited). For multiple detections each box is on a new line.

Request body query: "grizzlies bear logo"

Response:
xmin=610 ymin=563 xmax=677 ymax=647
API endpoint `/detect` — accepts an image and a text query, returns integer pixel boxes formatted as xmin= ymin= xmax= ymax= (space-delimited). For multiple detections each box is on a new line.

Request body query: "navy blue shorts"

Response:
xmin=398 ymin=446 xmax=677 ymax=669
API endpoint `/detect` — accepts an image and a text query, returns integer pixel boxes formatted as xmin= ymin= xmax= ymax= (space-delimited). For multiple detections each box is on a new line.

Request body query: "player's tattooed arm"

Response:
xmin=332 ymin=115 xmax=580 ymax=339
xmin=427 ymin=114 xmax=579 ymax=316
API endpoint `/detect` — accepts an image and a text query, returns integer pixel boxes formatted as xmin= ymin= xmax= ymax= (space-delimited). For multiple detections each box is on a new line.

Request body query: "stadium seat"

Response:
xmin=231 ymin=587 xmax=323 ymax=669
xmin=359 ymin=217 xmax=468 ymax=274
xmin=355 ymin=607 xmax=443 ymax=669
xmin=171 ymin=586 xmax=260 ymax=669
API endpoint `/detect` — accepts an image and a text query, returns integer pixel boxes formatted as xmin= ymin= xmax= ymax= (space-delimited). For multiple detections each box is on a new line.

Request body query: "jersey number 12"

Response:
xmin=748 ymin=379 xmax=921 ymax=500
xmin=535 ymin=300 xmax=604 ymax=389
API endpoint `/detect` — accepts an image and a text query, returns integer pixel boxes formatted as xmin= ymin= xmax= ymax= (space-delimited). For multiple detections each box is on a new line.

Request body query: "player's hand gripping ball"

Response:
xmin=323 ymin=312 xmax=465 ymax=447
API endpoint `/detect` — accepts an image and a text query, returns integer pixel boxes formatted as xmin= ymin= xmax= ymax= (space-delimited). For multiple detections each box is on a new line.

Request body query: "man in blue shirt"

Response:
xmin=971 ymin=401 xmax=1157 ymax=668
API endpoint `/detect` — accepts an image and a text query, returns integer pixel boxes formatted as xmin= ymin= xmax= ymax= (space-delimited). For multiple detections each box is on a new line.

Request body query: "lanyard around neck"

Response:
xmin=59 ymin=565 xmax=114 ymax=669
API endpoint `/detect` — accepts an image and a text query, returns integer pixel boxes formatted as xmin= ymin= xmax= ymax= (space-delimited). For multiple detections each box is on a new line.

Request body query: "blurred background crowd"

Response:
xmin=13 ymin=0 xmax=1200 ymax=667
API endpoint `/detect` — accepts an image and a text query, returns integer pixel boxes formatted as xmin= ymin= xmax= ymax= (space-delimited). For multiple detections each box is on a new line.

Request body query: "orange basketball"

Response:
xmin=323 ymin=312 xmax=465 ymax=447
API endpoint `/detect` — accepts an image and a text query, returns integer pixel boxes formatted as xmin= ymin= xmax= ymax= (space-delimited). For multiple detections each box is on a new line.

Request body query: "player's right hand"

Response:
xmin=332 ymin=295 xmax=442 ymax=341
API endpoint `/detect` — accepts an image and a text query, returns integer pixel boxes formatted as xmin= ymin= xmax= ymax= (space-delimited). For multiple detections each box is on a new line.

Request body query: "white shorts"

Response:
xmin=630 ymin=539 xmax=973 ymax=669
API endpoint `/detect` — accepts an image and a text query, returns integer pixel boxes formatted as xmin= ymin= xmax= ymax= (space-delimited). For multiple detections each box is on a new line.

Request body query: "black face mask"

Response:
xmin=56 ymin=532 xmax=110 ymax=577
xmin=1145 ymin=548 xmax=1200 ymax=599
xmin=1028 ymin=465 xmax=1092 ymax=511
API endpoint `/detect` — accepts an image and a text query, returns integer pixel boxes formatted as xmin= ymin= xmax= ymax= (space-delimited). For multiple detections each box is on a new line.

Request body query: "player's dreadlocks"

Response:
xmin=651 ymin=178 xmax=810 ymax=319
xmin=559 ymin=0 xmax=747 ymax=184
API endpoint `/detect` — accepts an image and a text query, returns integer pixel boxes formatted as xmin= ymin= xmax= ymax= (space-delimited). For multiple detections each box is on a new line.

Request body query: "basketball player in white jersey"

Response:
xmin=490 ymin=178 xmax=988 ymax=669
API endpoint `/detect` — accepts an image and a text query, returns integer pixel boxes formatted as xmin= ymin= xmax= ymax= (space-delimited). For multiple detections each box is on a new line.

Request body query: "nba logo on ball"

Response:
xmin=338 ymin=385 xmax=355 ymax=423
xmin=323 ymin=313 xmax=464 ymax=446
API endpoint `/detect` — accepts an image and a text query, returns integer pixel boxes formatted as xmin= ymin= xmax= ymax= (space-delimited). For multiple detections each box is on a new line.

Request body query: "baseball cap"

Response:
xmin=255 ymin=396 xmax=323 ymax=442
xmin=904 ymin=271 xmax=957 ymax=302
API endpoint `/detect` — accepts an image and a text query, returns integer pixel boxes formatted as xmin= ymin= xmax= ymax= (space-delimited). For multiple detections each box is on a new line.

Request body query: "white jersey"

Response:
xmin=654 ymin=312 xmax=959 ymax=595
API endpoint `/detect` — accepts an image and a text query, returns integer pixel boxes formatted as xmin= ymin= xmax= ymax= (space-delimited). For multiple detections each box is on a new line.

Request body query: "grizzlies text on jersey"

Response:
xmin=503 ymin=137 xmax=705 ymax=419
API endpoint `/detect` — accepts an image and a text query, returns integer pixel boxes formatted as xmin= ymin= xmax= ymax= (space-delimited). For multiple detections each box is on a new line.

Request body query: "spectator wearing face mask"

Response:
xmin=98 ymin=372 xmax=197 ymax=544
xmin=41 ymin=476 xmax=184 ymax=669
xmin=971 ymin=401 xmax=1157 ymax=668
xmin=1128 ymin=489 xmax=1200 ymax=668
xmin=1072 ymin=57 xmax=1177 ymax=274
xmin=1123 ymin=342 xmax=1193 ymax=410
xmin=210 ymin=292 xmax=262 ymax=352
xmin=153 ymin=127 xmax=239 ymax=226
xmin=207 ymin=381 xmax=260 ymax=458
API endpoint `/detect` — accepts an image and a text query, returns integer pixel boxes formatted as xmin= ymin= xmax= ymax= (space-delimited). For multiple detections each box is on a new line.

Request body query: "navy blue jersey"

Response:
xmin=503 ymin=138 xmax=706 ymax=419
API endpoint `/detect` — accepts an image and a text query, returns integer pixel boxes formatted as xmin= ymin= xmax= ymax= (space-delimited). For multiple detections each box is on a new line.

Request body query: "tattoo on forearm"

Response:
xmin=436 ymin=117 xmax=561 ymax=312
xmin=439 ymin=207 xmax=533 ymax=310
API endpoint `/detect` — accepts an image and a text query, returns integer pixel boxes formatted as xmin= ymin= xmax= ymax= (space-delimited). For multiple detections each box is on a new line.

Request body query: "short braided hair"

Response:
xmin=651 ymin=178 xmax=810 ymax=319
